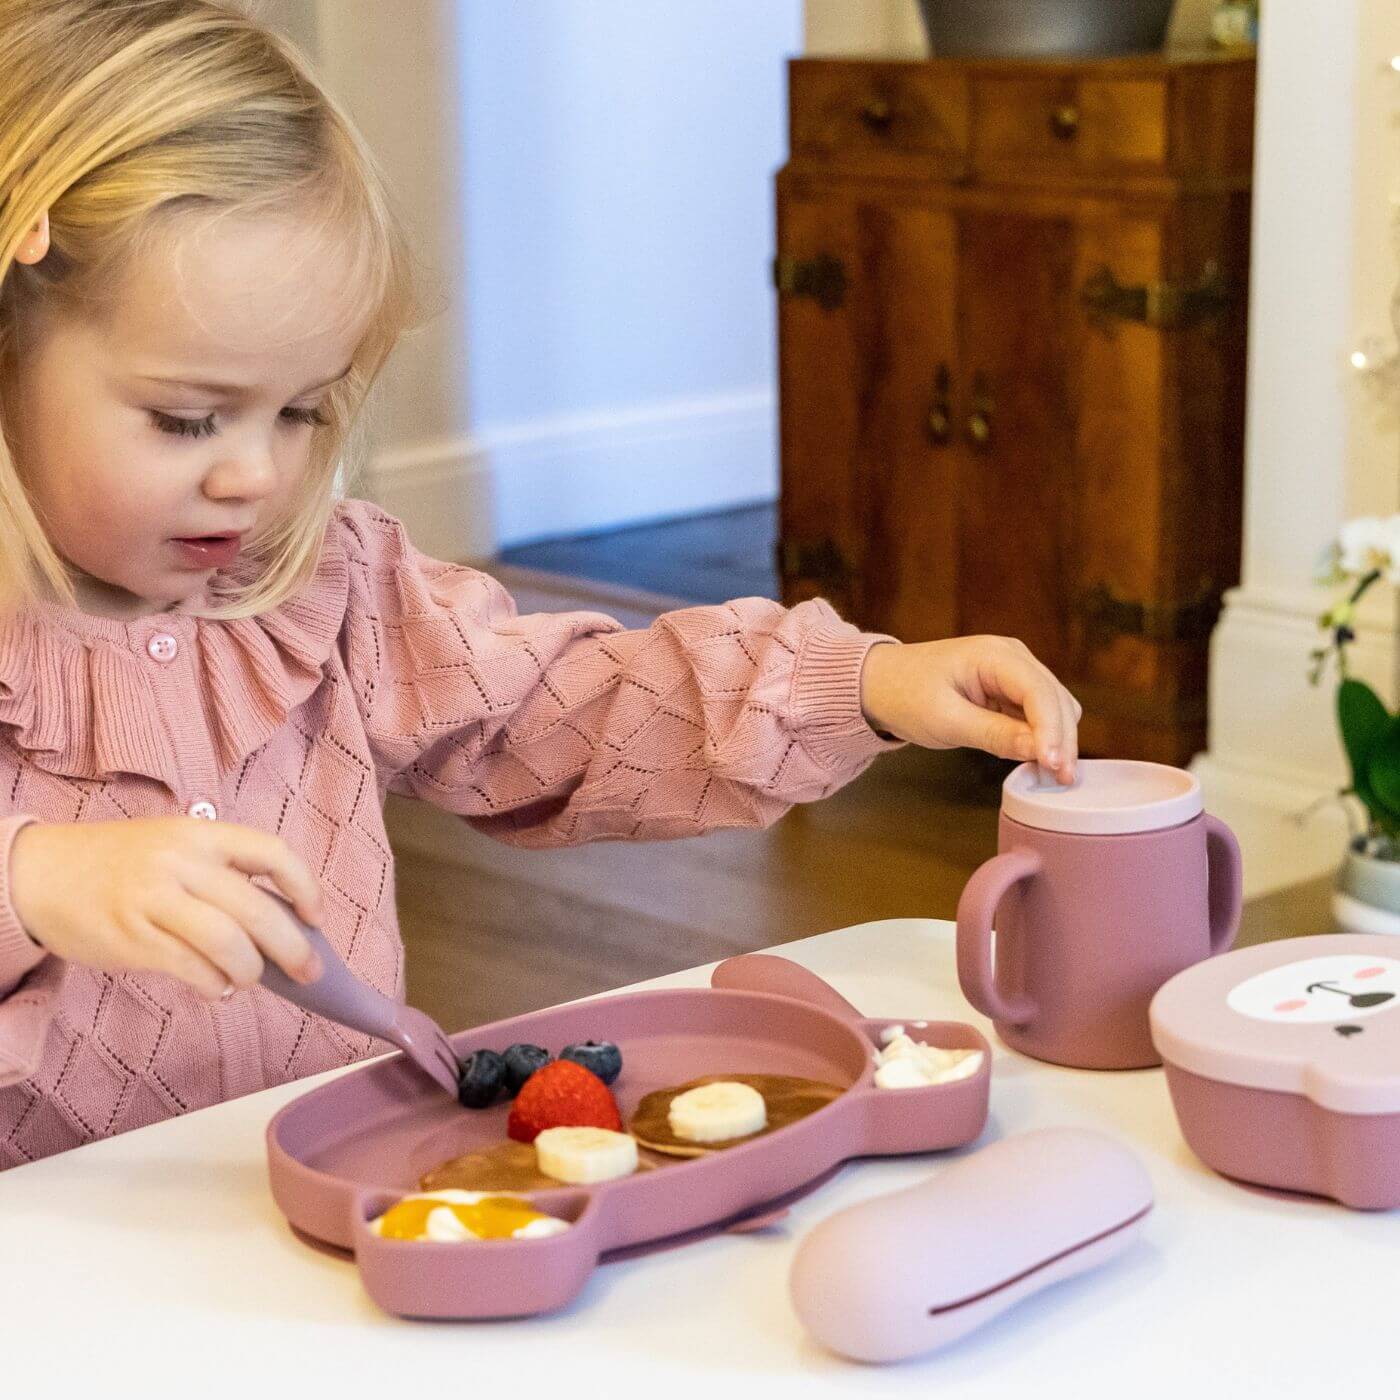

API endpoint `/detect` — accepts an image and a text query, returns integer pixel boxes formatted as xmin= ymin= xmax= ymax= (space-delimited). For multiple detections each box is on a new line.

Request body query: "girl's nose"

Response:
xmin=204 ymin=449 xmax=278 ymax=503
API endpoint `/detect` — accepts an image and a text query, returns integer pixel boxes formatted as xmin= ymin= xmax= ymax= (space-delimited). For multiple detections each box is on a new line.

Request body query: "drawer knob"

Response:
xmin=967 ymin=371 xmax=994 ymax=450
xmin=860 ymin=96 xmax=894 ymax=131
xmin=1050 ymin=104 xmax=1081 ymax=141
xmin=926 ymin=363 xmax=952 ymax=446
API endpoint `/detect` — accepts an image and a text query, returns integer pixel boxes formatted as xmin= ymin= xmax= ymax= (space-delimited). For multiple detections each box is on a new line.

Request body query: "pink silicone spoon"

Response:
xmin=258 ymin=899 xmax=460 ymax=1097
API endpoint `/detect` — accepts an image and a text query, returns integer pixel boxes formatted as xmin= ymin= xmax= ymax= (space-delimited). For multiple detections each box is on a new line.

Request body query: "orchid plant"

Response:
xmin=1312 ymin=516 xmax=1400 ymax=845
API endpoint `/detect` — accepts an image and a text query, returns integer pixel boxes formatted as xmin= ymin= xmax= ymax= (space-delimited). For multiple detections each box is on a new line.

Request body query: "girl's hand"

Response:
xmin=8 ymin=818 xmax=325 ymax=1000
xmin=860 ymin=637 xmax=1082 ymax=784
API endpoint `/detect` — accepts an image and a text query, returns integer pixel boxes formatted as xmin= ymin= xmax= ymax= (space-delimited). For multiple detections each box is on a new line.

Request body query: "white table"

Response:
xmin=4 ymin=919 xmax=1394 ymax=1396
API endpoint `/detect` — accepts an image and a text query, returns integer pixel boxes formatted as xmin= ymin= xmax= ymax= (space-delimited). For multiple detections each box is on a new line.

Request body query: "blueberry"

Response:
xmin=501 ymin=1043 xmax=552 ymax=1096
xmin=457 ymin=1048 xmax=506 ymax=1109
xmin=560 ymin=1040 xmax=623 ymax=1085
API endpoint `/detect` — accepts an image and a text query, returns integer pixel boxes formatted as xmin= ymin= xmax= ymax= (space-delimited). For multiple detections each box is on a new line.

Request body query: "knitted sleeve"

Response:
xmin=338 ymin=504 xmax=902 ymax=847
xmin=0 ymin=813 xmax=61 ymax=1088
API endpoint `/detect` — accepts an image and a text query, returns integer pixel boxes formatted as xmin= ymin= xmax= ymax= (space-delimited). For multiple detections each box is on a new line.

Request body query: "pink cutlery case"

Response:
xmin=791 ymin=1128 xmax=1153 ymax=1363
xmin=265 ymin=954 xmax=990 ymax=1318
xmin=1151 ymin=933 xmax=1400 ymax=1208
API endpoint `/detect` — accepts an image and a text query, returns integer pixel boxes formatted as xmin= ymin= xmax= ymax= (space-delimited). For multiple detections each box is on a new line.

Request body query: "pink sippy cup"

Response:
xmin=956 ymin=760 xmax=1243 ymax=1069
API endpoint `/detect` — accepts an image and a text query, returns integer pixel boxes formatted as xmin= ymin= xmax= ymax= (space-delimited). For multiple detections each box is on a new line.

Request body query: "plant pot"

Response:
xmin=917 ymin=0 xmax=1175 ymax=58
xmin=1333 ymin=839 xmax=1400 ymax=936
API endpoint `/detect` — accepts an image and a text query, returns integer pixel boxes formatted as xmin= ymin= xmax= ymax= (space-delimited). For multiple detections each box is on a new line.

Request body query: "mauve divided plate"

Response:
xmin=266 ymin=954 xmax=991 ymax=1319
xmin=1151 ymin=933 xmax=1400 ymax=1208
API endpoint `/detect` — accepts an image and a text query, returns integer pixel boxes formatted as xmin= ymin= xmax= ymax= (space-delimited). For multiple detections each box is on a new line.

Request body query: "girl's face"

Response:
xmin=4 ymin=207 xmax=370 ymax=619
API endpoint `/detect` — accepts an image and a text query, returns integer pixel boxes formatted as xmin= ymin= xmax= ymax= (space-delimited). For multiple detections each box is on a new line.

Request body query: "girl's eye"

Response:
xmin=148 ymin=405 xmax=329 ymax=439
xmin=150 ymin=411 xmax=217 ymax=440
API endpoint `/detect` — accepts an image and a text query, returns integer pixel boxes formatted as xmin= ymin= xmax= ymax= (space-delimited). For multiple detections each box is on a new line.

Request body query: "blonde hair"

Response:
xmin=0 ymin=0 xmax=419 ymax=619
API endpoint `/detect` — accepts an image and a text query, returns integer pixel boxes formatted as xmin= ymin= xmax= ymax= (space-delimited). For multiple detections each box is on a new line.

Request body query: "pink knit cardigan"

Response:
xmin=0 ymin=499 xmax=896 ymax=1167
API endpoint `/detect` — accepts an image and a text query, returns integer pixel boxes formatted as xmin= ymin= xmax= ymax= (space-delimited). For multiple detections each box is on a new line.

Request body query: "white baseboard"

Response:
xmin=483 ymin=390 xmax=777 ymax=548
xmin=1195 ymin=581 xmax=1395 ymax=898
xmin=362 ymin=437 xmax=496 ymax=561
xmin=361 ymin=389 xmax=778 ymax=557
xmin=1191 ymin=752 xmax=1350 ymax=900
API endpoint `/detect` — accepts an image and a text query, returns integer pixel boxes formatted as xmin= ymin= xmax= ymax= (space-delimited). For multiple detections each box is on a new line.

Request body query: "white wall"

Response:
xmin=458 ymin=0 xmax=802 ymax=546
xmin=243 ymin=0 xmax=490 ymax=560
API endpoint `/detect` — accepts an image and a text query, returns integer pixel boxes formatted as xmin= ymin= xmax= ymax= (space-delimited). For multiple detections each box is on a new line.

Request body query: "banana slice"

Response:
xmin=534 ymin=1127 xmax=638 ymax=1185
xmin=667 ymin=1080 xmax=767 ymax=1143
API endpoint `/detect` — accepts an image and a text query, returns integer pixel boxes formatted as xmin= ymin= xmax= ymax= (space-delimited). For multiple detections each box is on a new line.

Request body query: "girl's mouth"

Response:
xmin=172 ymin=534 xmax=243 ymax=569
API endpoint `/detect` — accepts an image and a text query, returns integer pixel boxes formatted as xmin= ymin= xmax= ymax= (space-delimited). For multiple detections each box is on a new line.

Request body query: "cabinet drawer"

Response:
xmin=973 ymin=74 xmax=1169 ymax=172
xmin=789 ymin=62 xmax=969 ymax=173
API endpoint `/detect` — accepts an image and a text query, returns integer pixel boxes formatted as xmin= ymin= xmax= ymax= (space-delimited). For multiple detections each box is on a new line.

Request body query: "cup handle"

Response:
xmin=1204 ymin=813 xmax=1243 ymax=955
xmin=956 ymin=849 xmax=1040 ymax=1025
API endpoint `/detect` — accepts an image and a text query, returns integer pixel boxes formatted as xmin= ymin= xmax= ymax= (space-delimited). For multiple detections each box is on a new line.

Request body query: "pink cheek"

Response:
xmin=1274 ymin=999 xmax=1307 ymax=1013
xmin=1355 ymin=967 xmax=1386 ymax=980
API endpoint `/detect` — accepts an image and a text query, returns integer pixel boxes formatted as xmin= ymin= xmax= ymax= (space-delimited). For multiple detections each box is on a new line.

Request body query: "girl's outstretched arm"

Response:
xmin=338 ymin=502 xmax=1078 ymax=850
xmin=339 ymin=502 xmax=901 ymax=848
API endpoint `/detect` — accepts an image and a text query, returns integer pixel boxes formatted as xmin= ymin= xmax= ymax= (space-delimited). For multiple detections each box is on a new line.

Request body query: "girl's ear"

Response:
xmin=13 ymin=212 xmax=49 ymax=266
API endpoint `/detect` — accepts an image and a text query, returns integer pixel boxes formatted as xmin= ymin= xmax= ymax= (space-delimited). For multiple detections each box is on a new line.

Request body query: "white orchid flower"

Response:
xmin=1337 ymin=516 xmax=1399 ymax=578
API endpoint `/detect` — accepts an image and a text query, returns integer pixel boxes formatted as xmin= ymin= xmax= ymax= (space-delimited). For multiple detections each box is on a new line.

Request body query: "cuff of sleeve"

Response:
xmin=0 ymin=816 xmax=45 ymax=996
xmin=790 ymin=627 xmax=906 ymax=769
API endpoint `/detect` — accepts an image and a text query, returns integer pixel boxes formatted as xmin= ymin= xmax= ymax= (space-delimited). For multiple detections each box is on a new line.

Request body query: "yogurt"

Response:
xmin=874 ymin=1033 xmax=984 ymax=1089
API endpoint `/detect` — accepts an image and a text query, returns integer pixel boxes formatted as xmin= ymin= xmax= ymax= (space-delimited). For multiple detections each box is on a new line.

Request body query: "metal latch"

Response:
xmin=777 ymin=537 xmax=850 ymax=590
xmin=1080 ymin=261 xmax=1232 ymax=330
xmin=1076 ymin=583 xmax=1222 ymax=642
xmin=773 ymin=254 xmax=847 ymax=311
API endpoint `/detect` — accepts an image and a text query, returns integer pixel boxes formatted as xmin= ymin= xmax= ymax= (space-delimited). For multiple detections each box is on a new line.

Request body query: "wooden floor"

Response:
xmin=388 ymin=554 xmax=1335 ymax=1035
xmin=500 ymin=503 xmax=778 ymax=605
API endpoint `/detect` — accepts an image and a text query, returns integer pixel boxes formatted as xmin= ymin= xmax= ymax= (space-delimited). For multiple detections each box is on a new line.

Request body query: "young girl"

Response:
xmin=0 ymin=0 xmax=1079 ymax=1168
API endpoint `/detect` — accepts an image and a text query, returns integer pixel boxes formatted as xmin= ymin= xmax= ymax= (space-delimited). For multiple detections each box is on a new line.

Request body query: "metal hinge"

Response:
xmin=777 ymin=537 xmax=849 ymax=589
xmin=1076 ymin=583 xmax=1222 ymax=642
xmin=773 ymin=253 xmax=847 ymax=311
xmin=1080 ymin=261 xmax=1232 ymax=330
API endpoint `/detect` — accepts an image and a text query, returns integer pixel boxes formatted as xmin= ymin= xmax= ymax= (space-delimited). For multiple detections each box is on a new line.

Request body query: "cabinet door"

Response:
xmin=776 ymin=187 xmax=961 ymax=640
xmin=954 ymin=209 xmax=1078 ymax=670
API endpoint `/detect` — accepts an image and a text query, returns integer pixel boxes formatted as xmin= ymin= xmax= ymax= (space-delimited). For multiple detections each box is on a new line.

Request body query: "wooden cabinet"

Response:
xmin=776 ymin=54 xmax=1253 ymax=765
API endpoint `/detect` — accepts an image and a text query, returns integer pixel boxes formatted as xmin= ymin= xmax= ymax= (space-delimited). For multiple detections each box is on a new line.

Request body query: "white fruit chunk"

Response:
xmin=535 ymin=1126 xmax=638 ymax=1184
xmin=668 ymin=1080 xmax=768 ymax=1143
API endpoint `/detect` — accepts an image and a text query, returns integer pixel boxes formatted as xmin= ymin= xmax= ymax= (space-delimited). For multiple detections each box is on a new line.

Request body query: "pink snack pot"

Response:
xmin=957 ymin=760 xmax=1243 ymax=1069
xmin=790 ymin=1128 xmax=1154 ymax=1363
xmin=1152 ymin=932 xmax=1400 ymax=1208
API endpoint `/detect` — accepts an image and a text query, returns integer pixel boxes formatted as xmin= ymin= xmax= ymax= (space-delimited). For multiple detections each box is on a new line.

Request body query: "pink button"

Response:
xmin=147 ymin=633 xmax=179 ymax=663
xmin=188 ymin=800 xmax=218 ymax=820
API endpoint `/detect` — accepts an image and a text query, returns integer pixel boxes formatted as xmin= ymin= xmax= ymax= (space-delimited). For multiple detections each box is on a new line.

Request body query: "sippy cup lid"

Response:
xmin=1002 ymin=759 xmax=1203 ymax=835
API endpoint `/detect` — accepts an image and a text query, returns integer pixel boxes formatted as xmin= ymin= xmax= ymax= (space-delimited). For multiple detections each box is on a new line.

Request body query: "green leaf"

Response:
xmin=1338 ymin=679 xmax=1391 ymax=792
xmin=1367 ymin=716 xmax=1400 ymax=819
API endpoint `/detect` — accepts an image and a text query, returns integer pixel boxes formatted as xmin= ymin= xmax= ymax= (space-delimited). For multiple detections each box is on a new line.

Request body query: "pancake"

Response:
xmin=629 ymin=1073 xmax=844 ymax=1159
xmin=419 ymin=1137 xmax=661 ymax=1193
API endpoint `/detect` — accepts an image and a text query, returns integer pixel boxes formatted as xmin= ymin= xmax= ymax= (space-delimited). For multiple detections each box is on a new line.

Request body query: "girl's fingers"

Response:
xmin=985 ymin=645 xmax=1062 ymax=772
xmin=209 ymin=823 xmax=323 ymax=926
xmin=180 ymin=865 xmax=322 ymax=984
xmin=949 ymin=694 xmax=1037 ymax=764
xmin=128 ymin=914 xmax=231 ymax=1000
xmin=149 ymin=888 xmax=265 ymax=989
xmin=1057 ymin=684 xmax=1081 ymax=781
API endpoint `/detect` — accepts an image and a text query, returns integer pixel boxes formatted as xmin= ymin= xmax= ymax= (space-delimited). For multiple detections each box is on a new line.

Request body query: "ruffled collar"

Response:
xmin=0 ymin=526 xmax=350 ymax=790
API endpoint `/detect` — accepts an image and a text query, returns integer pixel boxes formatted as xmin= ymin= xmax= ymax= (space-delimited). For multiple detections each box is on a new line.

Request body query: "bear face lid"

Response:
xmin=1150 ymin=934 xmax=1400 ymax=1114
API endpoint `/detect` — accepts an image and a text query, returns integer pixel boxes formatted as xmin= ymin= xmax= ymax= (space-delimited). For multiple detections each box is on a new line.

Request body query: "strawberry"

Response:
xmin=507 ymin=1059 xmax=622 ymax=1144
